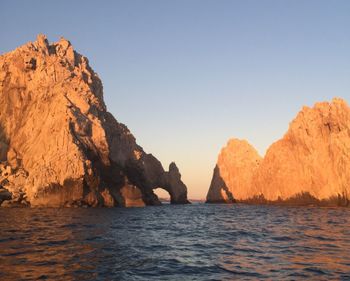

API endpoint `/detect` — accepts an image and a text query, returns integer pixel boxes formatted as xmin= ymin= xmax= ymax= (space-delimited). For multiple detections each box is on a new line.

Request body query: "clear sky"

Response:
xmin=1 ymin=1 xmax=350 ymax=199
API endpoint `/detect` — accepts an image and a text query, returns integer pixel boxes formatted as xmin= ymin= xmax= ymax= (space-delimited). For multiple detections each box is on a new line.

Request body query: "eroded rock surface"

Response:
xmin=206 ymin=139 xmax=262 ymax=203
xmin=0 ymin=34 xmax=189 ymax=207
xmin=207 ymin=98 xmax=350 ymax=206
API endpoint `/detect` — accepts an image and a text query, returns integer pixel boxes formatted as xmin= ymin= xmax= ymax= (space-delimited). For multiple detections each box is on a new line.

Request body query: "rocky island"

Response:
xmin=0 ymin=35 xmax=189 ymax=207
xmin=207 ymin=98 xmax=350 ymax=206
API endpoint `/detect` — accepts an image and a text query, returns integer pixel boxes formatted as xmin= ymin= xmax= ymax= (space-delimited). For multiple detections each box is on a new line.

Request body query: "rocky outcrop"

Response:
xmin=207 ymin=98 xmax=350 ymax=206
xmin=206 ymin=139 xmax=262 ymax=203
xmin=0 ymin=34 xmax=189 ymax=207
xmin=253 ymin=98 xmax=350 ymax=205
xmin=164 ymin=162 xmax=189 ymax=204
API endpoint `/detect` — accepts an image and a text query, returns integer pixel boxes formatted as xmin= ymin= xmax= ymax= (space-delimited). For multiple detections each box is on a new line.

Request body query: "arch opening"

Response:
xmin=154 ymin=187 xmax=171 ymax=204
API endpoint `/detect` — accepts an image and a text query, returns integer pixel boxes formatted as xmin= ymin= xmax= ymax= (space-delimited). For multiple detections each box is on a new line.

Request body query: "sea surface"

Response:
xmin=0 ymin=204 xmax=350 ymax=280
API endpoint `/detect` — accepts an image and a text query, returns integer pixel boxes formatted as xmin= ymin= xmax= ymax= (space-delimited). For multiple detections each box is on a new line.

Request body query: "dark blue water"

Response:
xmin=0 ymin=204 xmax=350 ymax=280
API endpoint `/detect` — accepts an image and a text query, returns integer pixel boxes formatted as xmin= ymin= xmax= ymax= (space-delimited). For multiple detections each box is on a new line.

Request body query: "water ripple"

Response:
xmin=0 ymin=204 xmax=350 ymax=280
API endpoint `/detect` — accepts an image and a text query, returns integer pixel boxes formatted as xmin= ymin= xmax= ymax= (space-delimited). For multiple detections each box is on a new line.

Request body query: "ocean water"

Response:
xmin=0 ymin=204 xmax=349 ymax=280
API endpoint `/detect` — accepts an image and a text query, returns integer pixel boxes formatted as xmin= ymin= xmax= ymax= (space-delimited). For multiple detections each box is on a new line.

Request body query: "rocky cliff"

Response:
xmin=0 ymin=34 xmax=189 ymax=207
xmin=206 ymin=139 xmax=261 ymax=203
xmin=207 ymin=98 xmax=350 ymax=206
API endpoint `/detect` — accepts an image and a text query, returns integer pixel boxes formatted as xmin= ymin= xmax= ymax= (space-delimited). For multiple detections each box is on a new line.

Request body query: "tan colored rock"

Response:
xmin=207 ymin=98 xmax=350 ymax=206
xmin=253 ymin=98 xmax=350 ymax=204
xmin=0 ymin=35 xmax=189 ymax=207
xmin=206 ymin=139 xmax=262 ymax=203
xmin=120 ymin=185 xmax=146 ymax=207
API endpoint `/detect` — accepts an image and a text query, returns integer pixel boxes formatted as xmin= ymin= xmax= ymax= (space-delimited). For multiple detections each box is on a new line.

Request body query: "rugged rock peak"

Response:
xmin=207 ymin=98 xmax=350 ymax=206
xmin=287 ymin=97 xmax=349 ymax=141
xmin=35 ymin=34 xmax=50 ymax=54
xmin=254 ymin=98 xmax=350 ymax=204
xmin=166 ymin=162 xmax=189 ymax=204
xmin=206 ymin=138 xmax=262 ymax=203
xmin=169 ymin=162 xmax=179 ymax=173
xmin=0 ymin=35 xmax=189 ymax=207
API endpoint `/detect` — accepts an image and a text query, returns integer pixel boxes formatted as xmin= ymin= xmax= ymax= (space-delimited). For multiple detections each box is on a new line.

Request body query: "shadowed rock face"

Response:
xmin=206 ymin=165 xmax=235 ymax=203
xmin=0 ymin=34 xmax=189 ymax=207
xmin=207 ymin=98 xmax=350 ymax=206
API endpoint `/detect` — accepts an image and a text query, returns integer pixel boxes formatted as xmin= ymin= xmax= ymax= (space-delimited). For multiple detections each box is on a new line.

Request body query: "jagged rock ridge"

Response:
xmin=0 ymin=34 xmax=189 ymax=207
xmin=207 ymin=98 xmax=350 ymax=206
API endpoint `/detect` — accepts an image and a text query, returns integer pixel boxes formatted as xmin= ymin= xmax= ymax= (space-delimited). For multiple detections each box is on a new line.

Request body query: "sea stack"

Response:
xmin=0 ymin=34 xmax=189 ymax=207
xmin=206 ymin=139 xmax=261 ymax=203
xmin=207 ymin=98 xmax=350 ymax=206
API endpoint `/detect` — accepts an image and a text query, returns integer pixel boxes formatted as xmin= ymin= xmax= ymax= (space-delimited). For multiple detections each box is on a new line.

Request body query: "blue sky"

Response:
xmin=1 ymin=1 xmax=350 ymax=198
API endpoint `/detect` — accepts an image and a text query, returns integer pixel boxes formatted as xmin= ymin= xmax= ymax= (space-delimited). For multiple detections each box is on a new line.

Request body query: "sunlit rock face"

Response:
xmin=253 ymin=98 xmax=350 ymax=205
xmin=206 ymin=139 xmax=262 ymax=203
xmin=207 ymin=98 xmax=350 ymax=206
xmin=0 ymin=34 xmax=189 ymax=207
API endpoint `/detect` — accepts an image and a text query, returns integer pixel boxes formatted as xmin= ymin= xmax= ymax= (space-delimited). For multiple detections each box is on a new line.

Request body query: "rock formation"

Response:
xmin=206 ymin=139 xmax=262 ymax=203
xmin=207 ymin=98 xmax=350 ymax=206
xmin=0 ymin=34 xmax=189 ymax=207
